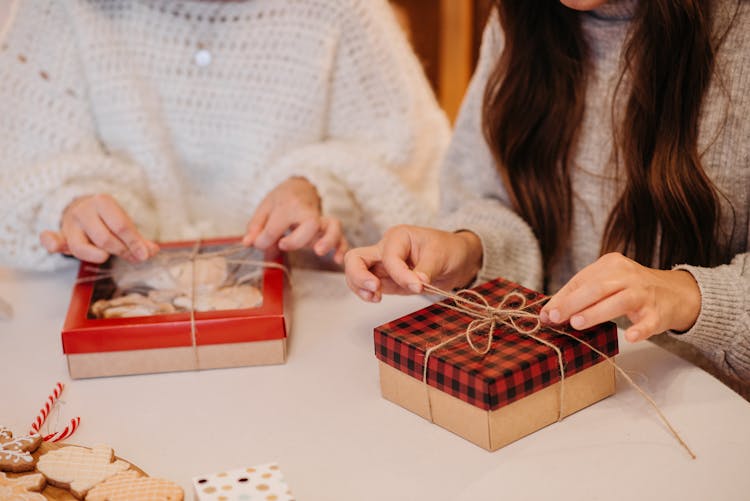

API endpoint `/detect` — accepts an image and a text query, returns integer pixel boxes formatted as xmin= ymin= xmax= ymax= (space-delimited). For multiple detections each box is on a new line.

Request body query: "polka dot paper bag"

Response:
xmin=193 ymin=463 xmax=294 ymax=501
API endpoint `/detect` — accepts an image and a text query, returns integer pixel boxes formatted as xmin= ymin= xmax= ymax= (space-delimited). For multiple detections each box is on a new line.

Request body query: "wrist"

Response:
xmin=670 ymin=269 xmax=701 ymax=333
xmin=455 ymin=230 xmax=483 ymax=288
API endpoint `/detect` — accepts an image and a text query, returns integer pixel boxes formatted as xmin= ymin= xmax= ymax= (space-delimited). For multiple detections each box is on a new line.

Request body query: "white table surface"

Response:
xmin=1 ymin=265 xmax=749 ymax=501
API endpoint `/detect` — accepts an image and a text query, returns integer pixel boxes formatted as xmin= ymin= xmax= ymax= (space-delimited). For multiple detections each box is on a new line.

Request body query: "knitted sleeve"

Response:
xmin=258 ymin=0 xmax=450 ymax=247
xmin=0 ymin=1 xmax=155 ymax=270
xmin=668 ymin=6 xmax=750 ymax=380
xmin=672 ymin=258 xmax=750 ymax=381
xmin=438 ymin=14 xmax=543 ymax=290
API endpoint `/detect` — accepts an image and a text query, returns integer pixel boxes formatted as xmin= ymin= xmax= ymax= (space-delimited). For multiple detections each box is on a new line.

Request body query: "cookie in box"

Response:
xmin=62 ymin=238 xmax=289 ymax=378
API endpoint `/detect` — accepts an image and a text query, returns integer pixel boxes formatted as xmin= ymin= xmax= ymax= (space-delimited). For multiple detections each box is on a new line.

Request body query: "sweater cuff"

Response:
xmin=440 ymin=202 xmax=543 ymax=291
xmin=669 ymin=263 xmax=746 ymax=356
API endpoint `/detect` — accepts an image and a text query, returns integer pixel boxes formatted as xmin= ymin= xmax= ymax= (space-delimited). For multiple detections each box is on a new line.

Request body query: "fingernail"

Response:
xmin=625 ymin=330 xmax=640 ymax=342
xmin=40 ymin=234 xmax=53 ymax=250
xmin=539 ymin=310 xmax=549 ymax=324
xmin=408 ymin=282 xmax=422 ymax=294
xmin=570 ymin=315 xmax=585 ymax=330
xmin=363 ymin=280 xmax=377 ymax=292
xmin=358 ymin=289 xmax=373 ymax=302
xmin=242 ymin=236 xmax=251 ymax=246
xmin=549 ymin=309 xmax=561 ymax=324
xmin=135 ymin=246 xmax=148 ymax=260
xmin=415 ymin=272 xmax=429 ymax=284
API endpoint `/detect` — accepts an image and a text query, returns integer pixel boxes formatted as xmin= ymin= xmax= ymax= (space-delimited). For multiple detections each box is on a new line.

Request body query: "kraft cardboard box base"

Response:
xmin=67 ymin=339 xmax=287 ymax=379
xmin=378 ymin=360 xmax=615 ymax=451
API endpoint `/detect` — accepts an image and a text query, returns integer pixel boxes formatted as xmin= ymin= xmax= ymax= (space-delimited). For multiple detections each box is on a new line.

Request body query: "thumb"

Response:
xmin=412 ymin=249 xmax=445 ymax=286
xmin=40 ymin=231 xmax=69 ymax=254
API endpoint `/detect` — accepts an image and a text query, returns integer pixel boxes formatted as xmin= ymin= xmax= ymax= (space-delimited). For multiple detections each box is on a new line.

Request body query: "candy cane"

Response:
xmin=29 ymin=382 xmax=81 ymax=442
xmin=43 ymin=417 xmax=80 ymax=443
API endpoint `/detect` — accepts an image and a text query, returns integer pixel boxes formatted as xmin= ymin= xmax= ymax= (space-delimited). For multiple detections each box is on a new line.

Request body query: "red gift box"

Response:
xmin=374 ymin=277 xmax=618 ymax=451
xmin=62 ymin=237 xmax=288 ymax=378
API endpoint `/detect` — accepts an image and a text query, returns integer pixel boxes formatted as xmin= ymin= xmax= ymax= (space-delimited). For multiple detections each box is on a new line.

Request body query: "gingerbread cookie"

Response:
xmin=36 ymin=444 xmax=130 ymax=499
xmin=86 ymin=470 xmax=183 ymax=501
xmin=0 ymin=472 xmax=46 ymax=501
xmin=0 ymin=426 xmax=43 ymax=472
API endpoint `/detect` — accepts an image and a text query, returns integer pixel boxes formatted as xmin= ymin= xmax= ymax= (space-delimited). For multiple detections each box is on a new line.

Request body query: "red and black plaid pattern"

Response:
xmin=375 ymin=278 xmax=618 ymax=411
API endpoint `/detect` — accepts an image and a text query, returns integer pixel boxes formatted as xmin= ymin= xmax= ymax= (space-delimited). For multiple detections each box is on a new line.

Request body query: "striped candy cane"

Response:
xmin=29 ymin=382 xmax=81 ymax=442
xmin=42 ymin=417 xmax=80 ymax=443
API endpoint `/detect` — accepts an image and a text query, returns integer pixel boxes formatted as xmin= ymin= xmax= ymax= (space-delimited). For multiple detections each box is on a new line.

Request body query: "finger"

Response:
xmin=73 ymin=210 xmax=129 ymax=257
xmin=624 ymin=313 xmax=660 ymax=342
xmin=411 ymin=248 xmax=446 ymax=286
xmin=381 ymin=235 xmax=423 ymax=294
xmin=542 ymin=269 xmax=626 ymax=325
xmin=278 ymin=219 xmax=320 ymax=251
xmin=565 ymin=288 xmax=641 ymax=331
xmin=344 ymin=246 xmax=383 ymax=295
xmin=94 ymin=197 xmax=151 ymax=260
xmin=254 ymin=211 xmax=298 ymax=250
xmin=333 ymin=237 xmax=349 ymax=265
xmin=64 ymin=224 xmax=110 ymax=263
xmin=146 ymin=240 xmax=160 ymax=257
xmin=313 ymin=218 xmax=343 ymax=256
xmin=40 ymin=231 xmax=68 ymax=254
xmin=243 ymin=200 xmax=271 ymax=247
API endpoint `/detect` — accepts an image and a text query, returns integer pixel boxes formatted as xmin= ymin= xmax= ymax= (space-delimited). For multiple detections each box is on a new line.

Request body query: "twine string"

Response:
xmin=420 ymin=282 xmax=696 ymax=460
xmin=188 ymin=240 xmax=202 ymax=370
xmin=420 ymin=284 xmax=566 ymax=421
xmin=77 ymin=242 xmax=291 ymax=371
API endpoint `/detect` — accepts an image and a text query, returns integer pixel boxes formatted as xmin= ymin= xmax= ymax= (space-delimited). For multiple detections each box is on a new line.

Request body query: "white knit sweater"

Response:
xmin=0 ymin=0 xmax=449 ymax=270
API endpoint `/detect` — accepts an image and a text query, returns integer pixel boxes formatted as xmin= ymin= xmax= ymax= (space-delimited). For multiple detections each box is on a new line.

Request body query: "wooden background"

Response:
xmin=391 ymin=0 xmax=492 ymax=121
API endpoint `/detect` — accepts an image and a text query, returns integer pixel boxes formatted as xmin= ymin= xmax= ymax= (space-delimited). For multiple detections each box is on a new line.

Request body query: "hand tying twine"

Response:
xmin=421 ymin=282 xmax=697 ymax=459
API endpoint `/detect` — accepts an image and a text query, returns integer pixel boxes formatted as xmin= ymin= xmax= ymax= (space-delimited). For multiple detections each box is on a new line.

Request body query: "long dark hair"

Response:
xmin=483 ymin=0 xmax=735 ymax=278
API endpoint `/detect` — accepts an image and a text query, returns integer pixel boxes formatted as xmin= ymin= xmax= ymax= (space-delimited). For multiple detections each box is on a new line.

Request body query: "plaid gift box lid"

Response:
xmin=374 ymin=277 xmax=619 ymax=411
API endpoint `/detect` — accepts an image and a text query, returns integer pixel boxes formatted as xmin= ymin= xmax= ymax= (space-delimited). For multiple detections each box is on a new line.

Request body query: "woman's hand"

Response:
xmin=344 ymin=225 xmax=483 ymax=302
xmin=243 ymin=176 xmax=348 ymax=264
xmin=39 ymin=194 xmax=159 ymax=263
xmin=540 ymin=252 xmax=701 ymax=342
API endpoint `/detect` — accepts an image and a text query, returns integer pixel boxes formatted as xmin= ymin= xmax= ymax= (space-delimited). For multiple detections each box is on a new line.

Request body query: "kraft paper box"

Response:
xmin=62 ymin=238 xmax=288 ymax=378
xmin=193 ymin=463 xmax=294 ymax=501
xmin=374 ymin=277 xmax=618 ymax=451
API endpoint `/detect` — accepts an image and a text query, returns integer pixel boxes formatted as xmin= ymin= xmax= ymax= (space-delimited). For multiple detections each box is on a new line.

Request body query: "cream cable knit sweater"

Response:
xmin=441 ymin=1 xmax=750 ymax=381
xmin=0 ymin=0 xmax=449 ymax=269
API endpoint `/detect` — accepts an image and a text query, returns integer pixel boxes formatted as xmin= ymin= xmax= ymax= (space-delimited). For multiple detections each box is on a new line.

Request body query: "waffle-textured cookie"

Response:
xmin=86 ymin=470 xmax=184 ymax=501
xmin=0 ymin=471 xmax=46 ymax=500
xmin=36 ymin=444 xmax=130 ymax=499
xmin=0 ymin=426 xmax=43 ymax=472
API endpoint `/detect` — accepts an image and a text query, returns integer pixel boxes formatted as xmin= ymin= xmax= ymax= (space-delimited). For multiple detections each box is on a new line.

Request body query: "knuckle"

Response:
xmin=109 ymin=220 xmax=131 ymax=236
xmin=599 ymin=252 xmax=623 ymax=266
xmin=384 ymin=225 xmax=409 ymax=240
xmin=92 ymin=193 xmax=114 ymax=206
xmin=96 ymin=233 xmax=117 ymax=250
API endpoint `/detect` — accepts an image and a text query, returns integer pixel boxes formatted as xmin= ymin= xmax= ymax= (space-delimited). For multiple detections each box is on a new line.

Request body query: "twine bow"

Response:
xmin=420 ymin=282 xmax=697 ymax=459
